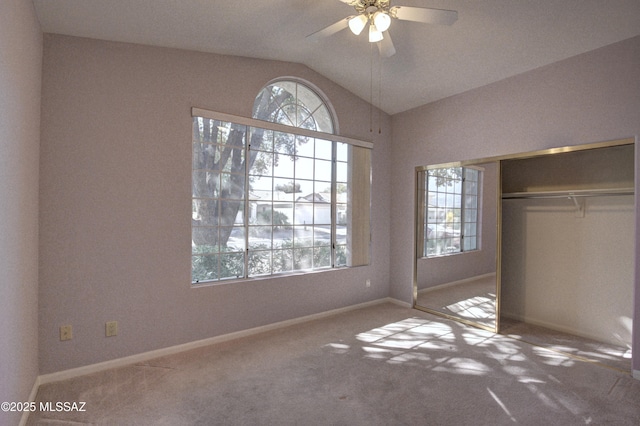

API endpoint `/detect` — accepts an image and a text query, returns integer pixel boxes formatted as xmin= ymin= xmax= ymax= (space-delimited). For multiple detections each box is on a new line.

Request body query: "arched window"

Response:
xmin=252 ymin=80 xmax=334 ymax=133
xmin=191 ymin=79 xmax=370 ymax=284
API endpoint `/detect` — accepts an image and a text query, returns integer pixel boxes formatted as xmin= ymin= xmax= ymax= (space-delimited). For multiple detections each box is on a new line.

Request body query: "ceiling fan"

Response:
xmin=307 ymin=0 xmax=458 ymax=57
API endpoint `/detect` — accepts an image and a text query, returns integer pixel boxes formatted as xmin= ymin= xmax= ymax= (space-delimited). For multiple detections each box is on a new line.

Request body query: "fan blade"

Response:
xmin=306 ymin=17 xmax=351 ymax=41
xmin=390 ymin=6 xmax=458 ymax=25
xmin=377 ymin=32 xmax=396 ymax=57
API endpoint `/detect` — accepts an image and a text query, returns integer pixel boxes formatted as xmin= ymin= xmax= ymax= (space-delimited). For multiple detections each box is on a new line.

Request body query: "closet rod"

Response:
xmin=502 ymin=187 xmax=634 ymax=200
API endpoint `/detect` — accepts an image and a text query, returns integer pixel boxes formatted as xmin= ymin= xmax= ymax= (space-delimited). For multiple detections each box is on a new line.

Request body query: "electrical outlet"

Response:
xmin=365 ymin=278 xmax=371 ymax=288
xmin=105 ymin=321 xmax=118 ymax=337
xmin=60 ymin=325 xmax=72 ymax=341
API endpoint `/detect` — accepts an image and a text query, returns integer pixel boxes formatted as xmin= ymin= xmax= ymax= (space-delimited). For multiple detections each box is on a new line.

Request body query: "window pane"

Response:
xmin=314 ymin=227 xmax=331 ymax=246
xmin=248 ymin=250 xmax=272 ymax=276
xmin=192 ymin=254 xmax=218 ymax=283
xmin=297 ymin=179 xmax=314 ymax=196
xmin=315 ymin=139 xmax=333 ymax=160
xmin=336 ymin=203 xmax=347 ymax=226
xmin=336 ymin=224 xmax=346 ymax=245
xmin=219 ymin=252 xmax=244 ymax=280
xmin=273 ymin=178 xmax=296 ymax=201
xmin=335 ymin=245 xmax=347 ymax=267
xmin=314 ymin=204 xmax=331 ymax=225
xmin=313 ymin=105 xmax=333 ymax=134
xmin=315 ymin=159 xmax=332 ymax=181
xmin=294 ymin=202 xmax=313 ymax=226
xmin=250 ymin=174 xmax=273 ymax=191
xmin=274 ymin=226 xmax=293 ymax=248
xmin=294 ymin=248 xmax=313 ymax=270
xmin=295 ymin=157 xmax=314 ymax=180
xmin=273 ymin=154 xmax=295 ymax=178
xmin=192 ymin=199 xmax=218 ymax=226
xmin=336 ymin=161 xmax=347 ymax=183
xmin=295 ymin=106 xmax=315 ymax=130
xmin=465 ymin=194 xmax=477 ymax=209
xmin=250 ymin=151 xmax=273 ymax=177
xmin=192 ymin=227 xmax=219 ymax=250
xmin=272 ymin=249 xmax=293 ymax=273
xmin=192 ymin=142 xmax=221 ymax=168
xmin=297 ymin=84 xmax=322 ymax=114
xmin=219 ymin=173 xmax=245 ymax=200
xmin=250 ymin=128 xmax=273 ymax=152
xmin=464 ymin=236 xmax=477 ymax=251
xmin=274 ymin=132 xmax=296 ymax=155
xmin=228 ymin=226 xmax=245 ymax=250
xmin=314 ymin=246 xmax=332 ymax=268
xmin=192 ymin=171 xmax=219 ymax=198
xmin=336 ymin=142 xmax=348 ymax=162
xmin=293 ymin=226 xmax=314 ymax=246
xmin=249 ymin=226 xmax=272 ymax=249
xmin=296 ymin=137 xmax=314 ymax=158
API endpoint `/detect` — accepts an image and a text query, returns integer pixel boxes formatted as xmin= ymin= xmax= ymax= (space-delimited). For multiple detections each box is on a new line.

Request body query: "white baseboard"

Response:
xmin=19 ymin=376 xmax=41 ymax=426
xmin=500 ymin=311 xmax=630 ymax=348
xmin=388 ymin=297 xmax=413 ymax=309
xmin=39 ymin=297 xmax=400 ymax=385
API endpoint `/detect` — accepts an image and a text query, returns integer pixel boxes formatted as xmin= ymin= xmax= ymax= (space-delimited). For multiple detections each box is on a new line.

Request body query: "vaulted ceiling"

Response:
xmin=33 ymin=0 xmax=640 ymax=115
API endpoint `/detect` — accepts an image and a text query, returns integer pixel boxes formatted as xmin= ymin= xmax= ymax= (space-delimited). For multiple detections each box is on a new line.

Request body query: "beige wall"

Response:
xmin=0 ymin=0 xmax=42 ymax=423
xmin=391 ymin=36 xmax=640 ymax=371
xmin=39 ymin=34 xmax=391 ymax=374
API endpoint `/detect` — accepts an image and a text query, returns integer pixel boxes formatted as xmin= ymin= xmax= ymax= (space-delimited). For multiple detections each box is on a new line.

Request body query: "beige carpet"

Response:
xmin=499 ymin=317 xmax=632 ymax=373
xmin=29 ymin=302 xmax=639 ymax=425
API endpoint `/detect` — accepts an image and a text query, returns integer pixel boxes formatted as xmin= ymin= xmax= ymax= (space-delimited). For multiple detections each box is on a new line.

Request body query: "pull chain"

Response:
xmin=370 ymin=42 xmax=374 ymax=133
xmin=378 ymin=48 xmax=382 ymax=134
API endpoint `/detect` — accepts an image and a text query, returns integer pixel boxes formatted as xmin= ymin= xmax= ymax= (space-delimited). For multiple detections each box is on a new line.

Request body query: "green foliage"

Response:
xmin=275 ymin=181 xmax=301 ymax=193
xmin=193 ymin=240 xmax=343 ymax=283
xmin=256 ymin=209 xmax=290 ymax=230
xmin=191 ymin=245 xmax=244 ymax=283
xmin=428 ymin=167 xmax=462 ymax=187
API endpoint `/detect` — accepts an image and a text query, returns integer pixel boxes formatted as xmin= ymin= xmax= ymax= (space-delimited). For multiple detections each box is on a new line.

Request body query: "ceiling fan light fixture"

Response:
xmin=368 ymin=23 xmax=384 ymax=42
xmin=373 ymin=11 xmax=391 ymax=32
xmin=348 ymin=14 xmax=368 ymax=35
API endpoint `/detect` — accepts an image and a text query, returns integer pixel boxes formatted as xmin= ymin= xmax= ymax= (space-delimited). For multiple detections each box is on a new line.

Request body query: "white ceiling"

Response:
xmin=33 ymin=0 xmax=640 ymax=115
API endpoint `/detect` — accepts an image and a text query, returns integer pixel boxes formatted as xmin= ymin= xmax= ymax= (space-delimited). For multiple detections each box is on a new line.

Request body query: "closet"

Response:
xmin=500 ymin=141 xmax=635 ymax=348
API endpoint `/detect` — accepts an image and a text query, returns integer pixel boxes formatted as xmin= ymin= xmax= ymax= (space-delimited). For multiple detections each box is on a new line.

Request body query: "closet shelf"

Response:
xmin=502 ymin=187 xmax=634 ymax=199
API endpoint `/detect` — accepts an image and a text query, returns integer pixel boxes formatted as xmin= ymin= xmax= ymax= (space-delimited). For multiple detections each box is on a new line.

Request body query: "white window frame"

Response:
xmin=419 ymin=166 xmax=482 ymax=258
xmin=191 ymin=107 xmax=372 ymax=285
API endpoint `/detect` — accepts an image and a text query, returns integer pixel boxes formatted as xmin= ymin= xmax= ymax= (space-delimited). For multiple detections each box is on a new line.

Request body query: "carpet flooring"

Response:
xmin=28 ymin=302 xmax=639 ymax=425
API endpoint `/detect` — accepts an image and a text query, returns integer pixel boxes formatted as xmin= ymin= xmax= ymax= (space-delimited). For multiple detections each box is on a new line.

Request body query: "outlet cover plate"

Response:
xmin=106 ymin=321 xmax=118 ymax=337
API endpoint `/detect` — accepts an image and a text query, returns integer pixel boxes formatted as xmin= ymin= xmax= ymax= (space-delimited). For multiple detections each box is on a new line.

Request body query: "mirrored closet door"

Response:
xmin=413 ymin=160 xmax=501 ymax=333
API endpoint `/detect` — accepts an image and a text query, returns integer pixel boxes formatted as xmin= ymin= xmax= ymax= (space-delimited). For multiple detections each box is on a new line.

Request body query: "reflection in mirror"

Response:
xmin=414 ymin=161 xmax=500 ymax=332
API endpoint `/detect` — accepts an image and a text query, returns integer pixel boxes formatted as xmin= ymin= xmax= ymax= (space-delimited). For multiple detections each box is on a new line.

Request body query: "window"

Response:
xmin=191 ymin=80 xmax=371 ymax=284
xmin=420 ymin=166 xmax=481 ymax=257
xmin=253 ymin=80 xmax=334 ymax=133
